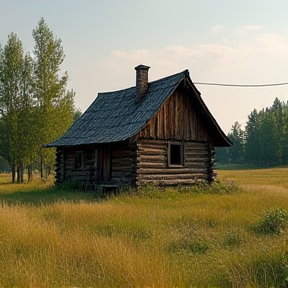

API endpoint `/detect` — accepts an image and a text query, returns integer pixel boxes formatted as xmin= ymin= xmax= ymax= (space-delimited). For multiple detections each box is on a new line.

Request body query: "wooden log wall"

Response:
xmin=55 ymin=148 xmax=64 ymax=183
xmin=136 ymin=139 xmax=210 ymax=186
xmin=63 ymin=147 xmax=97 ymax=183
xmin=110 ymin=142 xmax=134 ymax=185
xmin=206 ymin=142 xmax=216 ymax=182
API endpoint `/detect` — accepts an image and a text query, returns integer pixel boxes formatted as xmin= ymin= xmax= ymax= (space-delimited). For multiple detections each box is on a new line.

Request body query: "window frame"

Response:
xmin=168 ymin=142 xmax=184 ymax=167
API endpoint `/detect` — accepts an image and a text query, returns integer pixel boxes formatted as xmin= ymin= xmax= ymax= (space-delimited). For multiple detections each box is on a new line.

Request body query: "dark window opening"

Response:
xmin=74 ymin=153 xmax=83 ymax=169
xmin=169 ymin=142 xmax=184 ymax=166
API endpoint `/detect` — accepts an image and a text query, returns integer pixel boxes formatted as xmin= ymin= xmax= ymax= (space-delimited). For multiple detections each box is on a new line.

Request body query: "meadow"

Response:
xmin=1 ymin=169 xmax=288 ymax=287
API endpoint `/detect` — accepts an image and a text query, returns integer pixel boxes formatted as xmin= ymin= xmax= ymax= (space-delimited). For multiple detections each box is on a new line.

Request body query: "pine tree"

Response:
xmin=245 ymin=109 xmax=261 ymax=166
xmin=227 ymin=122 xmax=245 ymax=164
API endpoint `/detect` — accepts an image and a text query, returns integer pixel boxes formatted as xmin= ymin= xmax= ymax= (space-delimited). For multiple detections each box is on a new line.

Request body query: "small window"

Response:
xmin=168 ymin=142 xmax=184 ymax=166
xmin=74 ymin=153 xmax=83 ymax=169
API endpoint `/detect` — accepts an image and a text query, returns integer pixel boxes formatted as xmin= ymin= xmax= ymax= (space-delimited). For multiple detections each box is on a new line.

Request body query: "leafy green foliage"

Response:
xmin=255 ymin=208 xmax=288 ymax=235
xmin=32 ymin=18 xmax=75 ymax=178
xmin=217 ymin=97 xmax=288 ymax=168
xmin=0 ymin=18 xmax=76 ymax=182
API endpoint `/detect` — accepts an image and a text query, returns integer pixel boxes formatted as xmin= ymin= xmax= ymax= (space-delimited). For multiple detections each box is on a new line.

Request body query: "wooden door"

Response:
xmin=98 ymin=145 xmax=111 ymax=182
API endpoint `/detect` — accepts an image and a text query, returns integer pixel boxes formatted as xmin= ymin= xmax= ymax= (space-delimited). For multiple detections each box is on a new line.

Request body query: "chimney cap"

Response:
xmin=135 ymin=64 xmax=150 ymax=71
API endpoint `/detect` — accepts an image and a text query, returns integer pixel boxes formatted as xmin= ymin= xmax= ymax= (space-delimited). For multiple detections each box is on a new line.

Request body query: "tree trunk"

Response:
xmin=16 ymin=165 xmax=20 ymax=183
xmin=20 ymin=160 xmax=24 ymax=183
xmin=40 ymin=152 xmax=44 ymax=179
xmin=11 ymin=162 xmax=16 ymax=184
xmin=27 ymin=164 xmax=33 ymax=182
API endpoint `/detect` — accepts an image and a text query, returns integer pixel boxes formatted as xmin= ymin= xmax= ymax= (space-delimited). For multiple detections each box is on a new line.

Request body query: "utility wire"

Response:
xmin=193 ymin=81 xmax=288 ymax=87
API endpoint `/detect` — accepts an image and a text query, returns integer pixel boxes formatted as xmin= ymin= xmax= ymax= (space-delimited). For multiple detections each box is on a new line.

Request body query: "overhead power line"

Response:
xmin=193 ymin=81 xmax=288 ymax=87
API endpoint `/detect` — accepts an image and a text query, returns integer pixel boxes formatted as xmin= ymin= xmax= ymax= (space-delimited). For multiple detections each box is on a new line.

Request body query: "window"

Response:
xmin=74 ymin=152 xmax=83 ymax=169
xmin=168 ymin=142 xmax=184 ymax=166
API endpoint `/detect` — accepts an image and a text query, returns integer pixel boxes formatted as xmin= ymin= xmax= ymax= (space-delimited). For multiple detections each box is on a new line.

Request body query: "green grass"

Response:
xmin=1 ymin=169 xmax=288 ymax=287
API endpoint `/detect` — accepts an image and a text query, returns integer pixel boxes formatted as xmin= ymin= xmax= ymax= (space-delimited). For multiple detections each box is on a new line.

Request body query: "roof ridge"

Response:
xmin=97 ymin=69 xmax=189 ymax=95
xmin=149 ymin=69 xmax=189 ymax=85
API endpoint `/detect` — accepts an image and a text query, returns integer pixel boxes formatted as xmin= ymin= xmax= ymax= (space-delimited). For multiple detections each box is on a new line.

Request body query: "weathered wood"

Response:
xmin=138 ymin=89 xmax=210 ymax=141
xmin=138 ymin=154 xmax=166 ymax=162
xmin=137 ymin=143 xmax=166 ymax=150
xmin=137 ymin=162 xmax=166 ymax=169
xmin=138 ymin=179 xmax=202 ymax=186
xmin=185 ymin=158 xmax=209 ymax=164
xmin=137 ymin=173 xmax=204 ymax=181
xmin=55 ymin=80 xmax=223 ymax=187
xmin=137 ymin=148 xmax=166 ymax=156
xmin=137 ymin=167 xmax=207 ymax=174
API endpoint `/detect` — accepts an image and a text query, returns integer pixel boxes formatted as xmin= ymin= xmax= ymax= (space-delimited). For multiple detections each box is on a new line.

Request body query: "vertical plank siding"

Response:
xmin=139 ymin=89 xmax=210 ymax=141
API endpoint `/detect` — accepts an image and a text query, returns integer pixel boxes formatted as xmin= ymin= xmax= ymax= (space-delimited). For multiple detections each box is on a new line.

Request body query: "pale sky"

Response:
xmin=1 ymin=0 xmax=288 ymax=134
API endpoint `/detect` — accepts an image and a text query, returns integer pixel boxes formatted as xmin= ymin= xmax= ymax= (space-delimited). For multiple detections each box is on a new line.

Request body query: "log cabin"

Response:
xmin=46 ymin=65 xmax=232 ymax=190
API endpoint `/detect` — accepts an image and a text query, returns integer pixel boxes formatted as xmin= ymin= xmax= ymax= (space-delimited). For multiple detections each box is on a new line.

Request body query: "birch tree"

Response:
xmin=0 ymin=33 xmax=25 ymax=182
xmin=32 ymin=18 xmax=74 ymax=178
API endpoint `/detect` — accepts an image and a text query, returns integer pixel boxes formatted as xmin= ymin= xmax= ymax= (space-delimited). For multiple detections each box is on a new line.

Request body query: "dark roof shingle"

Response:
xmin=46 ymin=69 xmax=231 ymax=147
xmin=47 ymin=70 xmax=187 ymax=147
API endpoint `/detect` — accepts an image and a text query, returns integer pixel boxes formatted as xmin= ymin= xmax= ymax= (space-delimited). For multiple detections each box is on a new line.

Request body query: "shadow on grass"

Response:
xmin=0 ymin=185 xmax=98 ymax=206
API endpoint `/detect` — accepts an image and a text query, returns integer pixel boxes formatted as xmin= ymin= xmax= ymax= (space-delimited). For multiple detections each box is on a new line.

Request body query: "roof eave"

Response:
xmin=186 ymin=77 xmax=232 ymax=147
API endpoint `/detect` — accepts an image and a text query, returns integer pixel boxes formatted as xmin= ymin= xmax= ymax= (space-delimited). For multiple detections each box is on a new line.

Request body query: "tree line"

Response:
xmin=0 ymin=18 xmax=78 ymax=182
xmin=216 ymin=97 xmax=288 ymax=167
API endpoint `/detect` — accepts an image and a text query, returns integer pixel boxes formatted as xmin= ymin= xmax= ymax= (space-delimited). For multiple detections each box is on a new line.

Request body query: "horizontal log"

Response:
xmin=138 ymin=154 xmax=166 ymax=162
xmin=137 ymin=149 xmax=167 ymax=156
xmin=185 ymin=157 xmax=209 ymax=162
xmin=137 ymin=178 xmax=204 ymax=186
xmin=137 ymin=162 xmax=166 ymax=169
xmin=185 ymin=157 xmax=208 ymax=163
xmin=137 ymin=173 xmax=205 ymax=181
xmin=185 ymin=150 xmax=208 ymax=155
xmin=137 ymin=144 xmax=167 ymax=151
xmin=185 ymin=148 xmax=207 ymax=154
xmin=137 ymin=168 xmax=207 ymax=174
xmin=185 ymin=165 xmax=208 ymax=171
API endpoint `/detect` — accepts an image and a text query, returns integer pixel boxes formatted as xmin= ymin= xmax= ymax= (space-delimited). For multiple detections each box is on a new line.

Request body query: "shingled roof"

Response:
xmin=46 ymin=68 xmax=231 ymax=147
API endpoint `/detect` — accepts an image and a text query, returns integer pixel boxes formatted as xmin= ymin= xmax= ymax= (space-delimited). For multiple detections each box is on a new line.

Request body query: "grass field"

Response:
xmin=1 ymin=169 xmax=288 ymax=287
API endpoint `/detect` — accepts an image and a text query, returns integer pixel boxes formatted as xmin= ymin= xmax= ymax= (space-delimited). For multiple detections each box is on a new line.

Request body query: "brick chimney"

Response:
xmin=135 ymin=64 xmax=150 ymax=104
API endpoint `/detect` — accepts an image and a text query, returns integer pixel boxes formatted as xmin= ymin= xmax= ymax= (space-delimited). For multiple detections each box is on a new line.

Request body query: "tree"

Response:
xmin=0 ymin=33 xmax=27 ymax=182
xmin=0 ymin=19 xmax=76 ymax=183
xmin=74 ymin=108 xmax=82 ymax=122
xmin=32 ymin=18 xmax=75 ymax=178
xmin=281 ymin=103 xmax=288 ymax=164
xmin=17 ymin=52 xmax=36 ymax=182
xmin=227 ymin=122 xmax=245 ymax=164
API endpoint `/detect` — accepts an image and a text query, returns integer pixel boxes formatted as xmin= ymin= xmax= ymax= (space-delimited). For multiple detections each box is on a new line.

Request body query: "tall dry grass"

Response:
xmin=1 ymin=168 xmax=288 ymax=287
